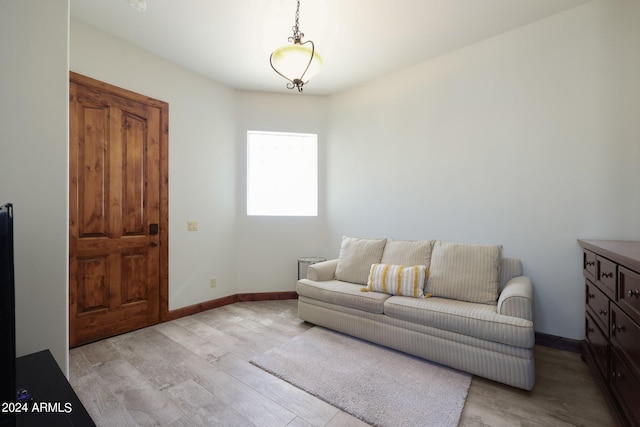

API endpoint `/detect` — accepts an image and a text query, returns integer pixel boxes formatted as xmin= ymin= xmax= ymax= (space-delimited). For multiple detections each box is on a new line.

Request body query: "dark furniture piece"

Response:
xmin=0 ymin=203 xmax=16 ymax=427
xmin=579 ymin=239 xmax=640 ymax=427
xmin=16 ymin=350 xmax=95 ymax=427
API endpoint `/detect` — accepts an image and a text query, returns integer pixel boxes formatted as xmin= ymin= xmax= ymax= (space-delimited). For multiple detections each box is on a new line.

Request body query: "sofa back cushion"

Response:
xmin=366 ymin=264 xmax=428 ymax=298
xmin=380 ymin=239 xmax=434 ymax=267
xmin=335 ymin=236 xmax=387 ymax=285
xmin=427 ymin=241 xmax=502 ymax=305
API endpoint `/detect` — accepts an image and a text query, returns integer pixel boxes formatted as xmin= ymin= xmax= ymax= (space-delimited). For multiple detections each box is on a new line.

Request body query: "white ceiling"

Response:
xmin=70 ymin=0 xmax=592 ymax=96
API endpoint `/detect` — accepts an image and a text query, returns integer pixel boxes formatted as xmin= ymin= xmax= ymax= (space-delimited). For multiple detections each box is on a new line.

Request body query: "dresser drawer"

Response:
xmin=583 ymin=250 xmax=597 ymax=281
xmin=597 ymin=256 xmax=617 ymax=299
xmin=586 ymin=313 xmax=609 ymax=381
xmin=611 ymin=304 xmax=640 ymax=378
xmin=586 ymin=280 xmax=609 ymax=333
xmin=611 ymin=349 xmax=640 ymax=427
xmin=619 ymin=266 xmax=640 ymax=325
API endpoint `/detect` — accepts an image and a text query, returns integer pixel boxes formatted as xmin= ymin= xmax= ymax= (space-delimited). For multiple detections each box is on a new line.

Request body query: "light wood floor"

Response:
xmin=69 ymin=300 xmax=616 ymax=427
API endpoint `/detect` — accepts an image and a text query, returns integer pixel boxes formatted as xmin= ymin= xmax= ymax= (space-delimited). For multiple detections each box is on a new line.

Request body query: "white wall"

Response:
xmin=234 ymin=91 xmax=330 ymax=293
xmin=0 ymin=0 xmax=70 ymax=372
xmin=70 ymin=20 xmax=238 ymax=310
xmin=325 ymin=0 xmax=640 ymax=340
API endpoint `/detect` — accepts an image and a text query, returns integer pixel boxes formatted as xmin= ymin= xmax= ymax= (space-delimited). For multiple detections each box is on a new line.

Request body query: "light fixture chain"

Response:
xmin=291 ymin=0 xmax=303 ymax=43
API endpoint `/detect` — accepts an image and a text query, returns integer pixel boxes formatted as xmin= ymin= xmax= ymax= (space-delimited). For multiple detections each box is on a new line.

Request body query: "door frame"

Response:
xmin=69 ymin=71 xmax=170 ymax=325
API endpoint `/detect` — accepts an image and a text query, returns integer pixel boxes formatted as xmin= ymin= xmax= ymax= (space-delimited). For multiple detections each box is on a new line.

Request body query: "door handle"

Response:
xmin=150 ymin=241 xmax=158 ymax=247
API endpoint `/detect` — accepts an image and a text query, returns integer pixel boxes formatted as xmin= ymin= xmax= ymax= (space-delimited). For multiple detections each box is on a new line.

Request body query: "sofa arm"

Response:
xmin=497 ymin=276 xmax=534 ymax=321
xmin=306 ymin=259 xmax=339 ymax=281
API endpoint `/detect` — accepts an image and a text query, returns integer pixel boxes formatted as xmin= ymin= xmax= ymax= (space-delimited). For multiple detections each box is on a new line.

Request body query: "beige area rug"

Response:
xmin=251 ymin=326 xmax=471 ymax=427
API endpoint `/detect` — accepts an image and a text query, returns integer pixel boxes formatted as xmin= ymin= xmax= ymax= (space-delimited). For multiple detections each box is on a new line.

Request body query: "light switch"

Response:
xmin=187 ymin=221 xmax=198 ymax=231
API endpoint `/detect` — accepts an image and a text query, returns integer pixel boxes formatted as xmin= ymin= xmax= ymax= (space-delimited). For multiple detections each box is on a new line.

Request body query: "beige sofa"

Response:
xmin=296 ymin=237 xmax=535 ymax=390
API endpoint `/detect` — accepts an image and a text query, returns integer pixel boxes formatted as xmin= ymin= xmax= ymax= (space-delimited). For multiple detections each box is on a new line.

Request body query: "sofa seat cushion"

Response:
xmin=298 ymin=296 xmax=533 ymax=359
xmin=297 ymin=279 xmax=391 ymax=314
xmin=383 ymin=296 xmax=534 ymax=348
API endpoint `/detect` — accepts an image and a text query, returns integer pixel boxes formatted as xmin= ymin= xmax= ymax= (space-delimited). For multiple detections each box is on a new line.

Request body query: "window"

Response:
xmin=247 ymin=131 xmax=318 ymax=216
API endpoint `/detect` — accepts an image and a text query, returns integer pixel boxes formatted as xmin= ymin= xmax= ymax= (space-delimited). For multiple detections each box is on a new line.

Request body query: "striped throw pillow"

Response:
xmin=365 ymin=264 xmax=428 ymax=298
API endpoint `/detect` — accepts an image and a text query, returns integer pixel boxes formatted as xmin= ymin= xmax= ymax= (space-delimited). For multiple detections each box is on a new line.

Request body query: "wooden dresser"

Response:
xmin=579 ymin=239 xmax=640 ymax=427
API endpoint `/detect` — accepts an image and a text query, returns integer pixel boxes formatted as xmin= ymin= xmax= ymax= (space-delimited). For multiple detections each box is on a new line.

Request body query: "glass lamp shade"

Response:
xmin=270 ymin=43 xmax=323 ymax=84
xmin=127 ymin=0 xmax=147 ymax=11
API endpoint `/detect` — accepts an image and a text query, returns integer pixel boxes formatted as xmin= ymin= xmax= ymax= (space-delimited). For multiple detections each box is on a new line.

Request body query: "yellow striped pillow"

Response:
xmin=365 ymin=264 xmax=428 ymax=298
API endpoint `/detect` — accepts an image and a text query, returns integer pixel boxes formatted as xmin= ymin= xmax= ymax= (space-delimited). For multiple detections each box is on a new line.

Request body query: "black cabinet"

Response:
xmin=15 ymin=350 xmax=94 ymax=427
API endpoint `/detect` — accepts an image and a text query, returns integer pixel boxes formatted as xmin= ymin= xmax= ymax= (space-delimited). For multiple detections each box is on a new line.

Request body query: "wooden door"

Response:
xmin=69 ymin=73 xmax=169 ymax=347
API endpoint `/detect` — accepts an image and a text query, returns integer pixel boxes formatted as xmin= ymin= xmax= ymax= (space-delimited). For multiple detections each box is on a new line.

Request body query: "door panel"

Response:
xmin=76 ymin=256 xmax=109 ymax=314
xmin=122 ymin=114 xmax=146 ymax=235
xmin=69 ymin=73 xmax=168 ymax=347
xmin=121 ymin=251 xmax=149 ymax=303
xmin=77 ymin=104 xmax=109 ymax=238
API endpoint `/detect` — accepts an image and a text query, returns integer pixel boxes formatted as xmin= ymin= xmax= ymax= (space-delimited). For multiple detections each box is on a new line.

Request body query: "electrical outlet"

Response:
xmin=210 ymin=278 xmax=216 ymax=288
xmin=187 ymin=221 xmax=198 ymax=231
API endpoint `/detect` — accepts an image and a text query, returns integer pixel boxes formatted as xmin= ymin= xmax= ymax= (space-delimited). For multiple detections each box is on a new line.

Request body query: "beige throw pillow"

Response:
xmin=335 ymin=236 xmax=387 ymax=285
xmin=427 ymin=241 xmax=502 ymax=305
xmin=381 ymin=239 xmax=434 ymax=267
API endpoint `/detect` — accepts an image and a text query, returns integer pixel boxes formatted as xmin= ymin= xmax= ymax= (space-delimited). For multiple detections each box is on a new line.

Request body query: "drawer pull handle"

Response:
xmin=612 ymin=323 xmax=626 ymax=333
xmin=586 ymin=261 xmax=595 ymax=267
xmin=599 ymin=309 xmax=608 ymax=315
xmin=627 ymin=289 xmax=640 ymax=298
xmin=600 ymin=271 xmax=613 ymax=279
xmin=588 ymin=293 xmax=595 ymax=300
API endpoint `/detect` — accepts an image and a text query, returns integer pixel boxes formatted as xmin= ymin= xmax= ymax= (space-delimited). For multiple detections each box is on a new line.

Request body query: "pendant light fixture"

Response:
xmin=127 ymin=0 xmax=147 ymax=12
xmin=270 ymin=0 xmax=323 ymax=93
